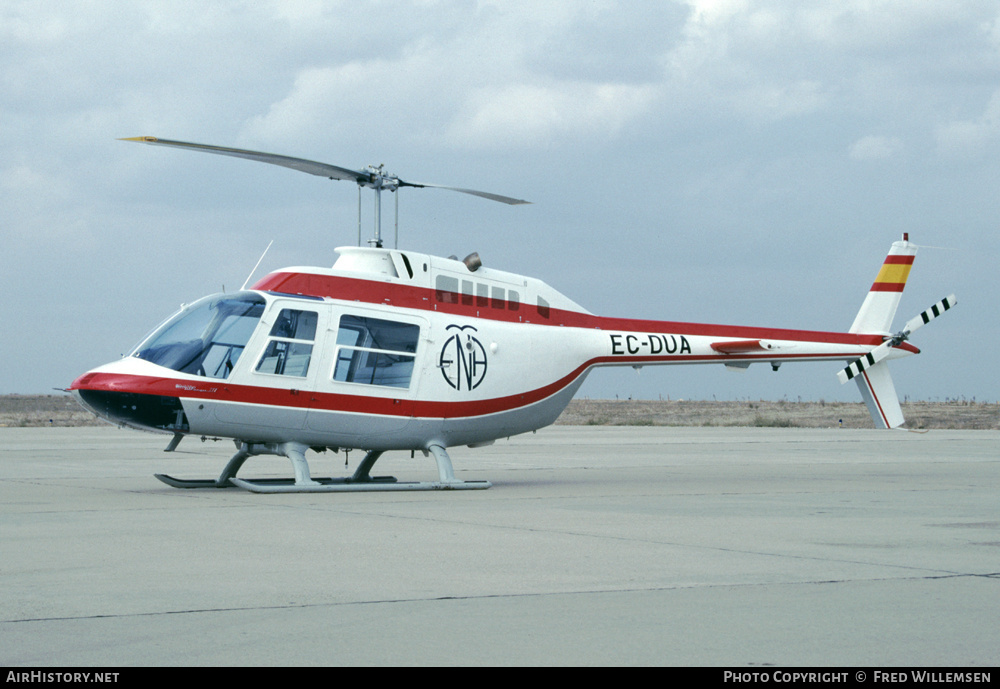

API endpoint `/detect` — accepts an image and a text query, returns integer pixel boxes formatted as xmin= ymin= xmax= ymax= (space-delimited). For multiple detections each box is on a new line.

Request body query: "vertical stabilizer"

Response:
xmin=849 ymin=235 xmax=917 ymax=334
xmin=854 ymin=361 xmax=905 ymax=429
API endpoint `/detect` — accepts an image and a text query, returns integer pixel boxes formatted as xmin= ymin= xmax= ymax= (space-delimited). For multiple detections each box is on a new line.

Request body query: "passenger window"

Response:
xmin=508 ymin=290 xmax=520 ymax=311
xmin=255 ymin=309 xmax=317 ymax=377
xmin=461 ymin=280 xmax=474 ymax=306
xmin=436 ymin=275 xmax=459 ymax=303
xmin=537 ymin=296 xmax=550 ymax=319
xmin=476 ymin=283 xmax=489 ymax=307
xmin=333 ymin=315 xmax=420 ymax=388
xmin=491 ymin=286 xmax=505 ymax=309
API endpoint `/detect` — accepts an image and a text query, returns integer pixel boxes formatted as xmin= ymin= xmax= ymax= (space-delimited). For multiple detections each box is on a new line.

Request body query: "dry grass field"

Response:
xmin=557 ymin=398 xmax=1000 ymax=430
xmin=0 ymin=395 xmax=104 ymax=428
xmin=2 ymin=394 xmax=996 ymax=430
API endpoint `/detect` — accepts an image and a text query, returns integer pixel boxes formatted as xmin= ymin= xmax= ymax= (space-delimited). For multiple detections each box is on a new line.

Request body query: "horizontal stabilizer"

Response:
xmin=710 ymin=339 xmax=778 ymax=354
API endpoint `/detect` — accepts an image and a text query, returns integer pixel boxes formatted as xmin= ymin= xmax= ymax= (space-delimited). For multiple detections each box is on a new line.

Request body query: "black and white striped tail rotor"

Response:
xmin=838 ymin=342 xmax=893 ymax=383
xmin=897 ymin=294 xmax=957 ymax=341
xmin=837 ymin=294 xmax=956 ymax=384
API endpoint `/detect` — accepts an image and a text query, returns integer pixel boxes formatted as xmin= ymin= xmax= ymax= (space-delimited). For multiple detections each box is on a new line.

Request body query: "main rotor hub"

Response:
xmin=364 ymin=164 xmax=399 ymax=192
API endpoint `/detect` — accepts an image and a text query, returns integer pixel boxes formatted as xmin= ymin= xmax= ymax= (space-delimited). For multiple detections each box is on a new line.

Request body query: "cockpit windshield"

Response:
xmin=131 ymin=293 xmax=266 ymax=379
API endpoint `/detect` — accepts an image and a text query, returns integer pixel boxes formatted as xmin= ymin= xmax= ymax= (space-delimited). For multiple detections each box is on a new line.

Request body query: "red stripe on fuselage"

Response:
xmin=72 ymin=344 xmax=876 ymax=423
xmin=254 ymin=271 xmax=882 ymax=346
xmin=71 ymin=369 xmax=584 ymax=420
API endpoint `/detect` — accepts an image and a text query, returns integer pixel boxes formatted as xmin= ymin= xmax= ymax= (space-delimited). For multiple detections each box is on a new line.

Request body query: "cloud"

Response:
xmin=663 ymin=0 xmax=1000 ymax=124
xmin=2 ymin=0 xmax=998 ymax=403
xmin=241 ymin=64 xmax=375 ymax=145
xmin=936 ymin=89 xmax=1000 ymax=158
xmin=664 ymin=1 xmax=834 ymax=120
xmin=849 ymin=135 xmax=903 ymax=161
xmin=447 ymin=81 xmax=659 ymax=149
xmin=241 ymin=7 xmax=667 ymax=152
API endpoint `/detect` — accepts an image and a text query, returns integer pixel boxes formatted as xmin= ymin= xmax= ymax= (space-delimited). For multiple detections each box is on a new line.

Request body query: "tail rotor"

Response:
xmin=838 ymin=294 xmax=957 ymax=385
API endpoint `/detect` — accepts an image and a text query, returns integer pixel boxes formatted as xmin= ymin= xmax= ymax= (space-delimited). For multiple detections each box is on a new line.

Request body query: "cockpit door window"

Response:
xmin=255 ymin=309 xmax=318 ymax=377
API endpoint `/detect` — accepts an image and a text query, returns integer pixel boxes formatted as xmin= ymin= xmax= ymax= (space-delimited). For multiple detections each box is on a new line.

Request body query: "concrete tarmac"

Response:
xmin=1 ymin=425 xmax=997 ymax=666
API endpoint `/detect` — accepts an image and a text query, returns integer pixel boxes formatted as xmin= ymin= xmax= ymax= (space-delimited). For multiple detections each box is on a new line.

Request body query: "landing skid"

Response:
xmin=153 ymin=474 xmax=398 ymax=489
xmin=229 ymin=477 xmax=490 ymax=493
xmin=155 ymin=441 xmax=491 ymax=493
xmin=155 ymin=474 xmax=239 ymax=489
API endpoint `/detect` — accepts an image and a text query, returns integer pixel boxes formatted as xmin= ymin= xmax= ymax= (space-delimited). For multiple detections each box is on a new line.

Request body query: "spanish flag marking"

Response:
xmin=870 ymin=255 xmax=913 ymax=292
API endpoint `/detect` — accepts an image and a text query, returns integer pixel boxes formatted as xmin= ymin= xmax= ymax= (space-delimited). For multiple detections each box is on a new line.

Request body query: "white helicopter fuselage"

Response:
xmin=71 ymin=244 xmax=901 ymax=455
xmin=68 ymin=138 xmax=953 ymax=492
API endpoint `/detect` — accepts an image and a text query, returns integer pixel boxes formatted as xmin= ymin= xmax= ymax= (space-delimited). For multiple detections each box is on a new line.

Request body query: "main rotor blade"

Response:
xmin=120 ymin=136 xmax=370 ymax=184
xmin=398 ymin=179 xmax=531 ymax=205
xmin=122 ymin=136 xmax=530 ymax=205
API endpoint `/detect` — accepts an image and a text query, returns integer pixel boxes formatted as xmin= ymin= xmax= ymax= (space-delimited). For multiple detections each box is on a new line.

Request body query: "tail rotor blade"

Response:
xmin=837 ymin=294 xmax=957 ymax=385
xmin=899 ymin=294 xmax=957 ymax=340
xmin=837 ymin=341 xmax=893 ymax=384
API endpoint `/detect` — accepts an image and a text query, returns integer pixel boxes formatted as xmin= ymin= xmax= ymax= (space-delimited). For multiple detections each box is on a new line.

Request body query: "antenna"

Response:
xmin=120 ymin=136 xmax=530 ymax=249
xmin=241 ymin=239 xmax=274 ymax=290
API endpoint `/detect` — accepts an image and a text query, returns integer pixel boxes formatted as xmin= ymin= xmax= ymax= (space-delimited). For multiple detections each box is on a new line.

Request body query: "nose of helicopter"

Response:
xmin=70 ymin=370 xmax=189 ymax=433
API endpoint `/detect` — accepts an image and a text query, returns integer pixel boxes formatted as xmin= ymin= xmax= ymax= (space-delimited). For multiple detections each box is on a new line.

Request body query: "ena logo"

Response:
xmin=439 ymin=324 xmax=488 ymax=391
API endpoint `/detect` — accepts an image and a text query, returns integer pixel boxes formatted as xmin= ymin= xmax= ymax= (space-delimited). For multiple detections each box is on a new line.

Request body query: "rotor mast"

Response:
xmin=363 ymin=164 xmax=398 ymax=248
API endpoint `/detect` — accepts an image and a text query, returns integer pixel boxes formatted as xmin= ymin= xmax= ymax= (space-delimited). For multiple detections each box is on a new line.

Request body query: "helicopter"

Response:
xmin=69 ymin=137 xmax=956 ymax=493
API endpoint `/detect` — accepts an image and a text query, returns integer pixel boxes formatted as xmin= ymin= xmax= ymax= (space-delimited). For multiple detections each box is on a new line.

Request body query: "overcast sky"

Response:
xmin=2 ymin=0 xmax=997 ymax=405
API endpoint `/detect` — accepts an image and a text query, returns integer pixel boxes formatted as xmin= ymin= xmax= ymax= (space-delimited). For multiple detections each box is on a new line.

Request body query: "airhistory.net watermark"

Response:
xmin=6 ymin=673 xmax=118 ymax=684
